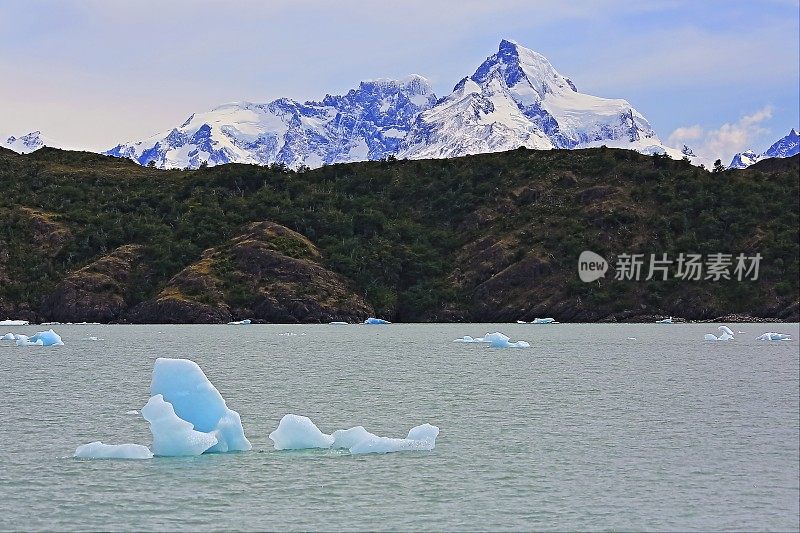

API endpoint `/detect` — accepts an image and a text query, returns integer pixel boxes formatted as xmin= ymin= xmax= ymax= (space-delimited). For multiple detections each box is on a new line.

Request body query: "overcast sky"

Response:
xmin=0 ymin=0 xmax=797 ymax=163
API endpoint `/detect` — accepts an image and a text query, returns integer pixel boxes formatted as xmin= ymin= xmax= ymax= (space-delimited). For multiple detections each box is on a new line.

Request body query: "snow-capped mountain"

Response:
xmin=1 ymin=131 xmax=49 ymax=154
xmin=729 ymin=129 xmax=799 ymax=169
xmin=105 ymin=76 xmax=437 ymax=169
xmin=106 ymin=40 xmax=682 ymax=170
xmin=399 ymin=40 xmax=679 ymax=160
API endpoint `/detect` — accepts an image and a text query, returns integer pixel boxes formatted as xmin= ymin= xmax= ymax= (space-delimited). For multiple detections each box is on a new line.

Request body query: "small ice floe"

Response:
xmin=15 ymin=329 xmax=64 ymax=346
xmin=627 ymin=337 xmax=637 ymax=341
xmin=329 ymin=321 xmax=349 ymax=325
xmin=1 ymin=332 xmax=15 ymax=340
xmin=87 ymin=336 xmax=102 ymax=341
xmin=516 ymin=318 xmax=558 ymax=324
xmin=74 ymin=442 xmax=153 ymax=460
xmin=454 ymin=332 xmax=530 ymax=348
xmin=364 ymin=317 xmax=391 ymax=325
xmin=40 ymin=322 xmax=62 ymax=325
xmin=125 ymin=410 xmax=139 ymax=415
xmin=737 ymin=331 xmax=746 ymax=334
xmin=704 ymin=326 xmax=735 ymax=341
xmin=656 ymin=317 xmax=673 ymax=324
xmin=227 ymin=319 xmax=252 ymax=325
xmin=0 ymin=319 xmax=29 ymax=326
xmin=269 ymin=414 xmax=335 ymax=451
xmin=268 ymin=414 xmax=439 ymax=455
xmin=756 ymin=332 xmax=792 ymax=341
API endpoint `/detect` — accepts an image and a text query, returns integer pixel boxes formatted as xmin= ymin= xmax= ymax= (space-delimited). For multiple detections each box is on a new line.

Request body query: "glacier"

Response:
xmin=150 ymin=357 xmax=251 ymax=453
xmin=104 ymin=40 xmax=684 ymax=170
xmin=74 ymin=442 xmax=153 ymax=460
xmin=729 ymin=129 xmax=799 ymax=169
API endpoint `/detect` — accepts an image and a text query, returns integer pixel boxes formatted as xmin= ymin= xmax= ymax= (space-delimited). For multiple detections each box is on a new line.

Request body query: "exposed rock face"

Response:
xmin=129 ymin=221 xmax=372 ymax=323
xmin=41 ymin=244 xmax=149 ymax=323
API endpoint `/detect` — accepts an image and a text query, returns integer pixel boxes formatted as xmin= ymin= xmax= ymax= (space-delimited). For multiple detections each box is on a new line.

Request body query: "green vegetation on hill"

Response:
xmin=0 ymin=146 xmax=797 ymax=322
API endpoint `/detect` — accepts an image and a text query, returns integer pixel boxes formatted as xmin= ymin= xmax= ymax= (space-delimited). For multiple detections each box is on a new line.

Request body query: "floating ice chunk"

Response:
xmin=125 ymin=410 xmax=139 ymax=415
xmin=1 ymin=332 xmax=14 ymax=340
xmin=269 ymin=414 xmax=334 ymax=450
xmin=364 ymin=317 xmax=391 ymax=324
xmin=516 ymin=320 xmax=527 ymax=324
xmin=150 ymin=358 xmax=251 ymax=453
xmin=329 ymin=321 xmax=349 ymax=325
xmin=453 ymin=335 xmax=488 ymax=343
xmin=331 ymin=426 xmax=377 ymax=449
xmin=704 ymin=326 xmax=735 ymax=341
xmin=483 ymin=332 xmax=530 ymax=348
xmin=756 ymin=332 xmax=792 ymax=341
xmin=0 ymin=319 xmax=29 ymax=326
xmin=349 ymin=424 xmax=439 ymax=455
xmin=656 ymin=317 xmax=673 ymax=324
xmin=227 ymin=319 xmax=251 ymax=325
xmin=74 ymin=441 xmax=153 ymax=460
xmin=141 ymin=394 xmax=218 ymax=456
xmin=627 ymin=337 xmax=637 ymax=340
xmin=15 ymin=329 xmax=64 ymax=346
xmin=531 ymin=317 xmax=557 ymax=324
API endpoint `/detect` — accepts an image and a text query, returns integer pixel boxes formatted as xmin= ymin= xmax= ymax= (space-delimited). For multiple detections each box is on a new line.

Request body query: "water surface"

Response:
xmin=1 ymin=323 xmax=798 ymax=531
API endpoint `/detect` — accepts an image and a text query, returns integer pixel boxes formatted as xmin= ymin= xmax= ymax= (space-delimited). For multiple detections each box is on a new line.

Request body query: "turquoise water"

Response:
xmin=1 ymin=323 xmax=798 ymax=531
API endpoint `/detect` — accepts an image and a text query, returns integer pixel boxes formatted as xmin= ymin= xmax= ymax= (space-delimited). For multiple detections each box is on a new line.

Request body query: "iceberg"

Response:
xmin=483 ymin=331 xmax=530 ymax=348
xmin=349 ymin=423 xmax=439 ymax=455
xmin=74 ymin=441 xmax=153 ymax=460
xmin=268 ymin=414 xmax=335 ymax=450
xmin=704 ymin=326 xmax=735 ymax=341
xmin=15 ymin=329 xmax=64 ymax=346
xmin=1 ymin=332 xmax=15 ymax=340
xmin=756 ymin=332 xmax=792 ymax=341
xmin=142 ymin=394 xmax=219 ymax=456
xmin=531 ymin=317 xmax=557 ymax=324
xmin=150 ymin=358 xmax=251 ymax=453
xmin=454 ymin=332 xmax=529 ymax=348
xmin=329 ymin=321 xmax=349 ymax=325
xmin=331 ymin=426 xmax=377 ymax=449
xmin=656 ymin=317 xmax=673 ymax=324
xmin=364 ymin=317 xmax=391 ymax=324
xmin=0 ymin=319 xmax=29 ymax=326
xmin=227 ymin=319 xmax=251 ymax=325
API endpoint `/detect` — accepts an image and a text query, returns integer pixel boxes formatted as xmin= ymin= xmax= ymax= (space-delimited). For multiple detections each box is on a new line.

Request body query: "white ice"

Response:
xmin=531 ymin=318 xmax=556 ymax=324
xmin=1 ymin=332 xmax=14 ymax=340
xmin=704 ymin=326 xmax=735 ymax=341
xmin=483 ymin=331 xmax=530 ymax=348
xmin=141 ymin=394 xmax=219 ymax=456
xmin=0 ymin=319 xmax=28 ymax=326
xmin=331 ymin=426 xmax=377 ymax=449
xmin=364 ymin=317 xmax=391 ymax=324
xmin=656 ymin=317 xmax=673 ymax=324
xmin=349 ymin=423 xmax=439 ymax=455
xmin=15 ymin=329 xmax=64 ymax=346
xmin=756 ymin=332 xmax=792 ymax=341
xmin=227 ymin=319 xmax=251 ymax=325
xmin=329 ymin=321 xmax=349 ymax=325
xmin=150 ymin=358 xmax=251 ymax=453
xmin=453 ymin=335 xmax=488 ymax=343
xmin=269 ymin=414 xmax=335 ymax=450
xmin=74 ymin=441 xmax=153 ymax=460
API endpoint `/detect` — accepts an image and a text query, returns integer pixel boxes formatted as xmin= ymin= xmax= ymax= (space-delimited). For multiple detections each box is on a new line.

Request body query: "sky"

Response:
xmin=0 ymin=0 xmax=798 ymax=164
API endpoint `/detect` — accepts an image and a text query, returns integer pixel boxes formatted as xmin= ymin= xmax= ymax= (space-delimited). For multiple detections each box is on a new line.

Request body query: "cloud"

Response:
xmin=668 ymin=106 xmax=774 ymax=165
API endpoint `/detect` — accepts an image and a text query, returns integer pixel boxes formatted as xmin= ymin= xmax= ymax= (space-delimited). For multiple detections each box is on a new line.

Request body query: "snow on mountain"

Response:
xmin=398 ymin=40 xmax=681 ymax=160
xmin=1 ymin=131 xmax=49 ymax=154
xmin=104 ymin=76 xmax=437 ymax=169
xmin=106 ymin=40 xmax=684 ymax=170
xmin=728 ymin=129 xmax=799 ymax=169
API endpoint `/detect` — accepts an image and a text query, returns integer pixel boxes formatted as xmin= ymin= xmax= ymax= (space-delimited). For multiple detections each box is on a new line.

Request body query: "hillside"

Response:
xmin=0 ymin=146 xmax=797 ymax=323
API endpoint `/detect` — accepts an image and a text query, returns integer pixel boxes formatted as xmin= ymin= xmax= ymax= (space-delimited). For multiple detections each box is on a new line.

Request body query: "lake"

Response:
xmin=1 ymin=323 xmax=798 ymax=531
